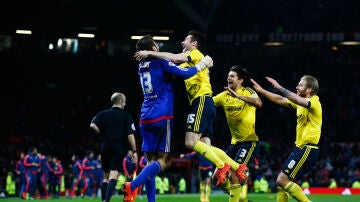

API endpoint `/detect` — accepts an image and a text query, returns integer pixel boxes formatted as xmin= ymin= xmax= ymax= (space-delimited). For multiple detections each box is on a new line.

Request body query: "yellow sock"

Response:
xmin=211 ymin=146 xmax=239 ymax=170
xmin=240 ymin=184 xmax=248 ymax=202
xmin=200 ymin=182 xmax=205 ymax=202
xmin=284 ymin=182 xmax=311 ymax=202
xmin=277 ymin=186 xmax=288 ymax=202
xmin=193 ymin=141 xmax=224 ymax=168
xmin=220 ymin=178 xmax=231 ymax=194
xmin=229 ymin=184 xmax=241 ymax=202
xmin=205 ymin=183 xmax=211 ymax=202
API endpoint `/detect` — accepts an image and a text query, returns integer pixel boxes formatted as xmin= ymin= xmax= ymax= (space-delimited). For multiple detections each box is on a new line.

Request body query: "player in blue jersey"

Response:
xmin=122 ymin=34 xmax=213 ymax=202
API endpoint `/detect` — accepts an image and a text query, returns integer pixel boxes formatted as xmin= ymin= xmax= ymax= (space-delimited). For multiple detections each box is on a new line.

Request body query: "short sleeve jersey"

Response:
xmin=287 ymin=95 xmax=322 ymax=147
xmin=180 ymin=49 xmax=213 ymax=105
xmin=213 ymin=87 xmax=259 ymax=144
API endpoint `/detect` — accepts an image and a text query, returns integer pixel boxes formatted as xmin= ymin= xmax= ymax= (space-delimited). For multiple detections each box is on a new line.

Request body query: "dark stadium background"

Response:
xmin=1 ymin=0 xmax=359 ymax=193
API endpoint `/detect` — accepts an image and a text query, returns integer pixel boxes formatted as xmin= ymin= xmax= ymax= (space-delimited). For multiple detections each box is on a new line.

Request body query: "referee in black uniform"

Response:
xmin=90 ymin=92 xmax=138 ymax=202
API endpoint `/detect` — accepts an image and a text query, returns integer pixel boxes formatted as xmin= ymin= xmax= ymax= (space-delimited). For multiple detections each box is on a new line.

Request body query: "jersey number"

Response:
xmin=287 ymin=160 xmax=296 ymax=169
xmin=139 ymin=72 xmax=153 ymax=94
xmin=187 ymin=114 xmax=195 ymax=123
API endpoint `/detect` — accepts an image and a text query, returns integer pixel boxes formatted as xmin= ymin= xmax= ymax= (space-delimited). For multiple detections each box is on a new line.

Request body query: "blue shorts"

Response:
xmin=140 ymin=119 xmax=173 ymax=153
xmin=225 ymin=141 xmax=259 ymax=165
xmin=282 ymin=144 xmax=319 ymax=180
xmin=185 ymin=95 xmax=216 ymax=138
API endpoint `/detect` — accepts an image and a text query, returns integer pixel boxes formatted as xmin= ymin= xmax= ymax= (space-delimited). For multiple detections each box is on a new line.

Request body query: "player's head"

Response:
xmin=298 ymin=75 xmax=319 ymax=96
xmin=228 ymin=65 xmax=251 ymax=88
xmin=111 ymin=92 xmax=126 ymax=108
xmin=136 ymin=34 xmax=159 ymax=51
xmin=182 ymin=30 xmax=205 ymax=51
xmin=28 ymin=146 xmax=37 ymax=154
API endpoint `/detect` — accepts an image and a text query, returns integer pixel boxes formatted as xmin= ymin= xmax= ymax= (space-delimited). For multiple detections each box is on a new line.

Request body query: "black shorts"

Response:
xmin=225 ymin=141 xmax=259 ymax=165
xmin=282 ymin=145 xmax=319 ymax=180
xmin=185 ymin=95 xmax=216 ymax=138
xmin=101 ymin=141 xmax=128 ymax=172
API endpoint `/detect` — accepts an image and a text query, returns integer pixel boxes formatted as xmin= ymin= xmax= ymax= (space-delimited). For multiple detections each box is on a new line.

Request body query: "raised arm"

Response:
xmin=264 ymin=77 xmax=309 ymax=108
xmin=224 ymin=86 xmax=262 ymax=108
xmin=250 ymin=78 xmax=288 ymax=107
xmin=135 ymin=51 xmax=188 ymax=63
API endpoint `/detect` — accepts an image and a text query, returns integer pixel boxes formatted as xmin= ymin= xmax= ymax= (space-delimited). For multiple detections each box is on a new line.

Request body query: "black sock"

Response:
xmin=105 ymin=179 xmax=117 ymax=201
xmin=101 ymin=182 xmax=108 ymax=201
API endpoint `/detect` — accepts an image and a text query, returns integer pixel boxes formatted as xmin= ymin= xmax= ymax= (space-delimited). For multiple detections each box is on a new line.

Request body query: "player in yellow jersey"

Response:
xmin=212 ymin=65 xmax=262 ymax=202
xmin=134 ymin=30 xmax=249 ymax=187
xmin=251 ymin=75 xmax=322 ymax=202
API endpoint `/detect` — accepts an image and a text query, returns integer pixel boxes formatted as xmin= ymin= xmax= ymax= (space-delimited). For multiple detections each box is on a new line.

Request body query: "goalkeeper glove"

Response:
xmin=195 ymin=55 xmax=213 ymax=72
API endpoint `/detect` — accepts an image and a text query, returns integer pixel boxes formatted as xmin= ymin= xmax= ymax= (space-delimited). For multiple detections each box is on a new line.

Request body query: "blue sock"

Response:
xmin=131 ymin=161 xmax=161 ymax=191
xmin=145 ymin=176 xmax=156 ymax=202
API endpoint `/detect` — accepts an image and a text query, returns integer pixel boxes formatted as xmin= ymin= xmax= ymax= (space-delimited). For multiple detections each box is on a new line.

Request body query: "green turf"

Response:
xmin=2 ymin=193 xmax=360 ymax=202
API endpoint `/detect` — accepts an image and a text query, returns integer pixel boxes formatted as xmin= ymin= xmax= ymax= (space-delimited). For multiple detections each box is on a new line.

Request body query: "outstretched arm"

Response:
xmin=135 ymin=51 xmax=188 ymax=63
xmin=250 ymin=78 xmax=288 ymax=107
xmin=265 ymin=77 xmax=309 ymax=108
xmin=225 ymin=86 xmax=262 ymax=108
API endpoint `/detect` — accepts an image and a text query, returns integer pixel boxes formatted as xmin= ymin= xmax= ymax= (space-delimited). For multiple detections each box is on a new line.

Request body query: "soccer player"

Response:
xmin=122 ymin=34 xmax=213 ymax=202
xmin=37 ymin=151 xmax=50 ymax=199
xmin=89 ymin=92 xmax=138 ymax=202
xmin=180 ymin=151 xmax=214 ymax=202
xmin=134 ymin=30 xmax=249 ymax=188
xmin=14 ymin=151 xmax=25 ymax=199
xmin=69 ymin=154 xmax=84 ymax=198
xmin=212 ymin=65 xmax=262 ymax=202
xmin=23 ymin=146 xmax=40 ymax=200
xmin=123 ymin=150 xmax=138 ymax=181
xmin=251 ymin=75 xmax=322 ymax=202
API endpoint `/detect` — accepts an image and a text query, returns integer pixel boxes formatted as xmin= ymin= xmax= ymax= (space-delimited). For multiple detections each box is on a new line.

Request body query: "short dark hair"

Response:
xmin=136 ymin=34 xmax=156 ymax=51
xmin=230 ymin=65 xmax=251 ymax=85
xmin=188 ymin=30 xmax=205 ymax=51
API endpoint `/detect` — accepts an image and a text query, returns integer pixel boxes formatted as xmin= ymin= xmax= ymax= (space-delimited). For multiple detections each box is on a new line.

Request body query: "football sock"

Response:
xmin=193 ymin=141 xmax=224 ymax=168
xmin=131 ymin=161 xmax=161 ymax=191
xmin=200 ymin=182 xmax=205 ymax=202
xmin=104 ymin=179 xmax=116 ymax=202
xmin=285 ymin=182 xmax=311 ymax=202
xmin=101 ymin=182 xmax=108 ymax=201
xmin=211 ymin=146 xmax=240 ymax=170
xmin=205 ymin=182 xmax=211 ymax=202
xmin=145 ymin=176 xmax=156 ymax=202
xmin=277 ymin=186 xmax=289 ymax=202
xmin=240 ymin=184 xmax=248 ymax=202
xmin=229 ymin=184 xmax=242 ymax=202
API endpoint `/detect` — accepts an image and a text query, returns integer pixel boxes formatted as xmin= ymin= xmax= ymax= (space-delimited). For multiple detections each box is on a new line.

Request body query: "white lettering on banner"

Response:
xmin=326 ymin=33 xmax=344 ymax=41
xmin=216 ymin=32 xmax=360 ymax=43
xmin=235 ymin=34 xmax=259 ymax=43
